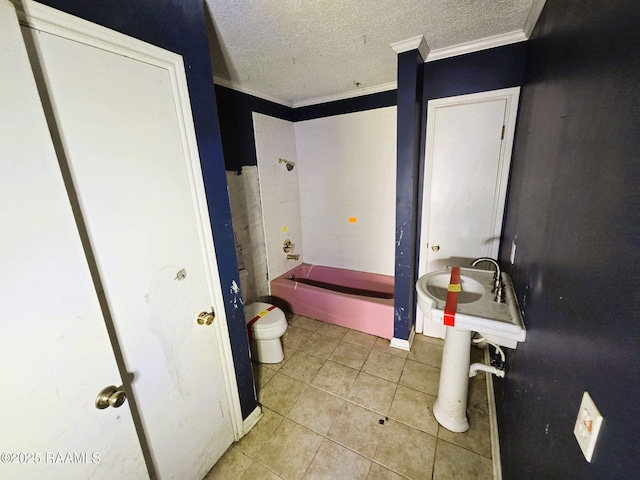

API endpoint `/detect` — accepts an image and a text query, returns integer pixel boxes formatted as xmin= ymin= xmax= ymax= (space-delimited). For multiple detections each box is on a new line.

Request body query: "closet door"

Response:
xmin=417 ymin=88 xmax=519 ymax=337
xmin=0 ymin=1 xmax=147 ymax=478
xmin=21 ymin=2 xmax=238 ymax=478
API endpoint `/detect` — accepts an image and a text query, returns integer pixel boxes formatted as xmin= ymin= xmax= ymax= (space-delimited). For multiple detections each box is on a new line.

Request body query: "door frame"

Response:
xmin=16 ymin=0 xmax=244 ymax=438
xmin=417 ymin=86 xmax=520 ymax=335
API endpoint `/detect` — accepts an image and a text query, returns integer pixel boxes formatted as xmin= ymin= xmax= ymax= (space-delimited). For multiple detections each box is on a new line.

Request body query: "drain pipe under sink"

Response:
xmin=469 ymin=362 xmax=505 ymax=378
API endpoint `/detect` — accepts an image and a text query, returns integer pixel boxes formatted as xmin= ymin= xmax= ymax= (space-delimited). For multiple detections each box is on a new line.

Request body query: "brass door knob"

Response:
xmin=431 ymin=244 xmax=440 ymax=252
xmin=197 ymin=310 xmax=215 ymax=325
xmin=95 ymin=385 xmax=126 ymax=409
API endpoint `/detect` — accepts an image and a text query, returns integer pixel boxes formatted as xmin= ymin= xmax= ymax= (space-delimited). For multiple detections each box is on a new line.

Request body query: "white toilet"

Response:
xmin=239 ymin=268 xmax=288 ymax=363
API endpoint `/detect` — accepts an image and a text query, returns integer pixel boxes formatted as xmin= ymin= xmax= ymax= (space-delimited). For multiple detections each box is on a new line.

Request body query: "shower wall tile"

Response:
xmin=294 ymin=107 xmax=397 ymax=275
xmin=253 ymin=113 xmax=303 ymax=282
xmin=226 ymin=166 xmax=269 ymax=303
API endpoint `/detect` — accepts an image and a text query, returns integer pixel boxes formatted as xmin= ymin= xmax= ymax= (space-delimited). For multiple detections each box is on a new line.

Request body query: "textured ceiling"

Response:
xmin=204 ymin=0 xmax=545 ymax=107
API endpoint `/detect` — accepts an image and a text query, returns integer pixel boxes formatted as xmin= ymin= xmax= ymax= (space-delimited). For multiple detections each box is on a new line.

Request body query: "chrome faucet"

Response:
xmin=471 ymin=257 xmax=505 ymax=303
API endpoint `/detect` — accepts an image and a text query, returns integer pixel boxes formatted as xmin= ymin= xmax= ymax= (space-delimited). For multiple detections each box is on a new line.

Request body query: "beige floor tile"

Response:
xmin=235 ymin=407 xmax=284 ymax=458
xmin=408 ymin=340 xmax=443 ymax=368
xmin=283 ymin=325 xmax=315 ymax=350
xmin=258 ymin=372 xmax=306 ymax=416
xmin=373 ymin=419 xmax=437 ymax=480
xmin=326 ymin=402 xmax=386 ymax=458
xmin=288 ymin=385 xmax=346 ymax=435
xmin=216 ymin=317 xmax=497 ymax=480
xmin=470 ymin=344 xmax=486 ymax=363
xmin=348 ymin=372 xmax=397 ymax=415
xmin=437 ymin=408 xmax=491 ymax=458
xmin=432 ymin=439 xmax=493 ymax=480
xmin=399 ymin=359 xmax=440 ymax=396
xmin=468 ymin=373 xmax=489 ymax=414
xmin=304 ymin=439 xmax=371 ymax=479
xmin=362 ymin=350 xmax=406 ymax=383
xmin=292 ymin=315 xmax=324 ymax=332
xmin=388 ymin=385 xmax=439 ymax=436
xmin=299 ymin=332 xmax=340 ymax=359
xmin=279 ymin=350 xmax=325 ymax=383
xmin=329 ymin=341 xmax=372 ymax=370
xmin=367 ymin=463 xmax=407 ymax=479
xmin=239 ymin=461 xmax=282 ymax=480
xmin=311 ymin=361 xmax=359 ymax=397
xmin=257 ymin=419 xmax=323 ymax=480
xmin=204 ymin=447 xmax=252 ymax=479
xmin=252 ymin=362 xmax=277 ymax=389
xmin=316 ymin=321 xmax=349 ymax=340
xmin=372 ymin=337 xmax=409 ymax=358
xmin=343 ymin=329 xmax=378 ymax=347
xmin=413 ymin=333 xmax=445 ymax=346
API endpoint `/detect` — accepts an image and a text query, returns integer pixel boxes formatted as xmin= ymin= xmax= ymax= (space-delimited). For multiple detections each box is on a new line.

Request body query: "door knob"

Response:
xmin=95 ymin=385 xmax=126 ymax=409
xmin=431 ymin=244 xmax=440 ymax=252
xmin=197 ymin=310 xmax=215 ymax=325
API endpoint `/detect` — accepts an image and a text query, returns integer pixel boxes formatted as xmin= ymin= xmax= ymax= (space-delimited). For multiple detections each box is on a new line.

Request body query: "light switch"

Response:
xmin=573 ymin=391 xmax=603 ymax=462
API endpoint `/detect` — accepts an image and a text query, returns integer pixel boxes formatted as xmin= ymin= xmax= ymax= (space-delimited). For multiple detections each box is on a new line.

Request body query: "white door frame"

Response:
xmin=416 ymin=86 xmax=520 ymax=335
xmin=16 ymin=0 xmax=244 ymax=438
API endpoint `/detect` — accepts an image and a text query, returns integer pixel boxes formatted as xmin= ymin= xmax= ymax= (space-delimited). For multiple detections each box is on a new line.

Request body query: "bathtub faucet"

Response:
xmin=287 ymin=254 xmax=300 ymax=260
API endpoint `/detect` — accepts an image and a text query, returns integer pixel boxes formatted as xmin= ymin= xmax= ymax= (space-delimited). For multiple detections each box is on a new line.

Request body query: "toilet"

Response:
xmin=239 ymin=268 xmax=288 ymax=363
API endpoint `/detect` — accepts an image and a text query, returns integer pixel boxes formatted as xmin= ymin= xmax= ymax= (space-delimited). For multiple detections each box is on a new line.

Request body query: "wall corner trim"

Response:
xmin=390 ymin=327 xmax=416 ymax=351
xmin=240 ymin=405 xmax=263 ymax=440
xmin=390 ymin=35 xmax=430 ymax=60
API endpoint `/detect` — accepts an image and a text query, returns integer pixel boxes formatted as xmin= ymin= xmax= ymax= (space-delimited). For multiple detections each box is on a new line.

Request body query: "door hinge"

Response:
xmin=501 ymin=125 xmax=505 ymax=140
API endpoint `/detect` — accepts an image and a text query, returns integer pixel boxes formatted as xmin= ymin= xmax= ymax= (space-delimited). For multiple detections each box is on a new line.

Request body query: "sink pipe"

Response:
xmin=469 ymin=362 xmax=505 ymax=378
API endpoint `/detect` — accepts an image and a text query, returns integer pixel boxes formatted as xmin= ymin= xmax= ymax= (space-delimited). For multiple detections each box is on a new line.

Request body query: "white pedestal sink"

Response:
xmin=416 ymin=266 xmax=525 ymax=432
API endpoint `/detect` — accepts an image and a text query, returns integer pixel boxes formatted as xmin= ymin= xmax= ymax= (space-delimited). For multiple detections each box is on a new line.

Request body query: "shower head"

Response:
xmin=278 ymin=158 xmax=295 ymax=171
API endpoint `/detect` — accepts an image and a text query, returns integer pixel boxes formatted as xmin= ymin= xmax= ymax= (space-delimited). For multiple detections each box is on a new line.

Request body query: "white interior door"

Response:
xmin=21 ymin=3 xmax=238 ymax=478
xmin=417 ymin=88 xmax=519 ymax=336
xmin=0 ymin=1 xmax=146 ymax=478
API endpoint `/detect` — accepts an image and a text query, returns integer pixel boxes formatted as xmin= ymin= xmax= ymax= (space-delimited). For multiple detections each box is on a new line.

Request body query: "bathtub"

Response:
xmin=269 ymin=263 xmax=394 ymax=339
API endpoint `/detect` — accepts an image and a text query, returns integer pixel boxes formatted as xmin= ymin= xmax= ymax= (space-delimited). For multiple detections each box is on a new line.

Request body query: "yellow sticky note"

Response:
xmin=282 ymin=226 xmax=288 ymax=232
xmin=448 ymin=283 xmax=461 ymax=292
xmin=348 ymin=217 xmax=357 ymax=223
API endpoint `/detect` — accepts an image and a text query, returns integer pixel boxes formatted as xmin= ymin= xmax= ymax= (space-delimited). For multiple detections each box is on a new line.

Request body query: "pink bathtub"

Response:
xmin=270 ymin=263 xmax=394 ymax=339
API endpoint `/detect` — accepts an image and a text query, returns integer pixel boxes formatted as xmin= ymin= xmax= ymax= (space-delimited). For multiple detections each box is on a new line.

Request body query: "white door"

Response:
xmin=417 ymin=88 xmax=519 ymax=336
xmin=0 ymin=1 xmax=147 ymax=478
xmin=20 ymin=3 xmax=239 ymax=479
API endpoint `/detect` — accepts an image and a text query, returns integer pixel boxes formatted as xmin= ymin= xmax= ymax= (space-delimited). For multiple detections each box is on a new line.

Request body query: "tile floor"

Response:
xmin=205 ymin=313 xmax=494 ymax=480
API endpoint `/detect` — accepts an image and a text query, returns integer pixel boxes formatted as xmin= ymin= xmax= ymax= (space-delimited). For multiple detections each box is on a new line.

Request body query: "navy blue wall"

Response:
xmin=497 ymin=1 xmax=640 ymax=477
xmin=39 ymin=0 xmax=257 ymax=419
xmin=215 ymin=85 xmax=293 ymax=172
xmin=393 ymin=49 xmax=425 ymax=340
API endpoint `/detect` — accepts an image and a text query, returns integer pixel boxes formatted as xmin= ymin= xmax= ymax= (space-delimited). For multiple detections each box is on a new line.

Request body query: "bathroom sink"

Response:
xmin=423 ymin=271 xmax=485 ymax=304
xmin=416 ymin=266 xmax=525 ymax=348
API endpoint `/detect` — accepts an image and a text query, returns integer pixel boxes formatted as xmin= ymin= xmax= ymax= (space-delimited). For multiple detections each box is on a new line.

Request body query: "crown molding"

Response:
xmin=213 ymin=76 xmax=293 ymax=108
xmin=426 ymin=30 xmax=527 ymax=62
xmin=293 ymin=82 xmax=397 ymax=108
xmin=524 ymin=0 xmax=547 ymax=37
xmin=390 ymin=35 xmax=430 ymax=61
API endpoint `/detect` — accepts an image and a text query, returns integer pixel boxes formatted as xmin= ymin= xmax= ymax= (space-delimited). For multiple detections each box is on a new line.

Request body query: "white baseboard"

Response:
xmin=390 ymin=326 xmax=416 ymax=351
xmin=240 ymin=405 xmax=263 ymax=439
xmin=484 ymin=348 xmax=502 ymax=480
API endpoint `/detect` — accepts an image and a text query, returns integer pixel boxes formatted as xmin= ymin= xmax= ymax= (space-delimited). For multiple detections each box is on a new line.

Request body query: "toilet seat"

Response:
xmin=244 ymin=302 xmax=287 ymax=340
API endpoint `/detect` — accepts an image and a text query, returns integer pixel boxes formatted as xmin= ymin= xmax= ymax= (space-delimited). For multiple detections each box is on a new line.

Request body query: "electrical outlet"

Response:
xmin=573 ymin=391 xmax=603 ymax=462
